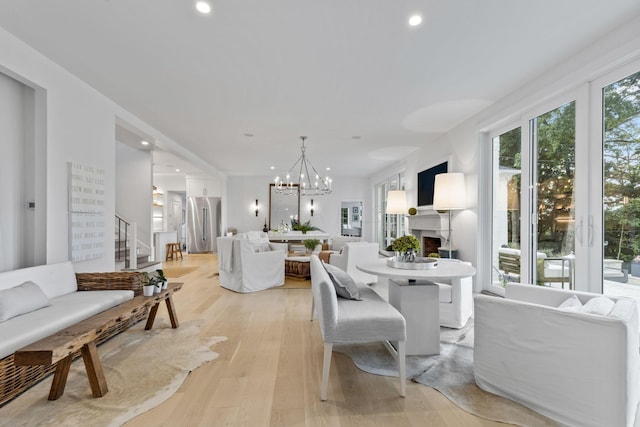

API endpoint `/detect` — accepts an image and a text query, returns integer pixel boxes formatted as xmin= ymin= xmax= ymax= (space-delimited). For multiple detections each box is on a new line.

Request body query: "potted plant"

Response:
xmin=303 ymin=238 xmax=321 ymax=255
xmin=291 ymin=219 xmax=318 ymax=234
xmin=391 ymin=235 xmax=420 ymax=263
xmin=142 ymin=272 xmax=156 ymax=297
xmin=156 ymin=269 xmax=168 ymax=289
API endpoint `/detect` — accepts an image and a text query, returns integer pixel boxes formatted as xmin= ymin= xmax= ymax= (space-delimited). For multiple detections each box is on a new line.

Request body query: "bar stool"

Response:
xmin=165 ymin=243 xmax=183 ymax=261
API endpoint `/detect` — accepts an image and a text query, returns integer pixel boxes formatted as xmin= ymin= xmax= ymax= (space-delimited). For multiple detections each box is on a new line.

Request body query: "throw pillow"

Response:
xmin=557 ymin=295 xmax=583 ymax=312
xmin=322 ymin=261 xmax=361 ymax=300
xmin=0 ymin=281 xmax=51 ymax=322
xmin=250 ymin=242 xmax=271 ymax=253
xmin=608 ymin=299 xmax=635 ymax=320
xmin=580 ymin=296 xmax=615 ymax=316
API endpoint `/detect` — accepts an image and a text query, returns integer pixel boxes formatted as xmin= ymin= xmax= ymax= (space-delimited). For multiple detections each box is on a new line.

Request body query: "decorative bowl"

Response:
xmin=387 ymin=257 xmax=438 ymax=270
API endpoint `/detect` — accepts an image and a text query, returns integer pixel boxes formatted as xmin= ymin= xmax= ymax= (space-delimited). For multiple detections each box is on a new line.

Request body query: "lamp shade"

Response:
xmin=433 ymin=173 xmax=466 ymax=210
xmin=386 ymin=190 xmax=407 ymax=214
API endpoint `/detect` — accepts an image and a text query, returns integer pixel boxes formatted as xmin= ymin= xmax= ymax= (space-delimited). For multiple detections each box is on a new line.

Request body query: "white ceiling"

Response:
xmin=1 ymin=1 xmax=639 ymax=178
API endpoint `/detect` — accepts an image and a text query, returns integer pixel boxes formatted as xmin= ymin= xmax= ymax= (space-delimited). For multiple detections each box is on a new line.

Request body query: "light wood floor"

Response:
xmin=126 ymin=254 xmax=505 ymax=427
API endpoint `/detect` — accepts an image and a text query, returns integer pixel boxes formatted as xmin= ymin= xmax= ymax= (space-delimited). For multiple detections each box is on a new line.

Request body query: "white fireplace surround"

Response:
xmin=407 ymin=210 xmax=449 ymax=250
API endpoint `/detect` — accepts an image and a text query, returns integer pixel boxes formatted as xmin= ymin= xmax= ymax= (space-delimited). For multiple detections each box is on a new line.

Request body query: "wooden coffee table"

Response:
xmin=14 ymin=283 xmax=182 ymax=400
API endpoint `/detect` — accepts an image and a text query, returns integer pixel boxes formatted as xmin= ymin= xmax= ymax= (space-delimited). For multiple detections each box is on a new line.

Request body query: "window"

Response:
xmin=375 ymin=172 xmax=406 ymax=250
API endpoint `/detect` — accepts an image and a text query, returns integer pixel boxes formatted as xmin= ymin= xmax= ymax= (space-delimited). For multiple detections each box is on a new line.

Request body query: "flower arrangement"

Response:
xmin=391 ymin=235 xmax=420 ymax=262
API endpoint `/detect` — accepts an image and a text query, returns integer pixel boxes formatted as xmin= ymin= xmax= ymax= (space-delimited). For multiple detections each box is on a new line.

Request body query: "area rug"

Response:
xmin=162 ymin=266 xmax=199 ymax=278
xmin=334 ymin=321 xmax=557 ymax=427
xmin=0 ymin=320 xmax=226 ymax=427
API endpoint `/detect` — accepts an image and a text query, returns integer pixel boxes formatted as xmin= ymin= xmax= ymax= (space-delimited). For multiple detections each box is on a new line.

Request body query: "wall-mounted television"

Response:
xmin=417 ymin=161 xmax=448 ymax=207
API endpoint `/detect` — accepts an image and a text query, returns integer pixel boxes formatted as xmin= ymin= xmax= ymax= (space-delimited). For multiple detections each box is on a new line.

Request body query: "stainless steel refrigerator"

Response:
xmin=186 ymin=197 xmax=221 ymax=253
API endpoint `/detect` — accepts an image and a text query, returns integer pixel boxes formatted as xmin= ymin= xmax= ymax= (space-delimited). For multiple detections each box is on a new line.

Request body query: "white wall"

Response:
xmin=115 ymin=142 xmax=152 ymax=249
xmin=154 ymin=174 xmax=187 ymax=193
xmin=226 ymin=176 xmax=373 ymax=241
xmin=0 ymin=26 xmax=223 ymax=272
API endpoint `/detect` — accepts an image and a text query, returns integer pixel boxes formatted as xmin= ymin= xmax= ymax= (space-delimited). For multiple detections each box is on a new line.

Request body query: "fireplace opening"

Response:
xmin=422 ymin=237 xmax=440 ymax=257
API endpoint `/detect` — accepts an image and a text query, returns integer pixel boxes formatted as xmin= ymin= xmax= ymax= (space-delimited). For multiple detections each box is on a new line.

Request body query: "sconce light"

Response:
xmin=255 ymin=199 xmax=259 ymax=217
xmin=310 ymin=199 xmax=314 ymax=216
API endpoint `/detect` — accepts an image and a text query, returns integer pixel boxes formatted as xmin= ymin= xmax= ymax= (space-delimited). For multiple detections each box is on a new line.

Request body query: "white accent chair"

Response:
xmin=329 ymin=242 xmax=379 ymax=284
xmin=436 ymin=259 xmax=473 ymax=329
xmin=217 ymin=233 xmax=287 ymax=293
xmin=309 ymin=256 xmax=407 ymax=401
xmin=328 ymin=235 xmax=361 ymax=252
xmin=474 ymin=283 xmax=640 ymax=427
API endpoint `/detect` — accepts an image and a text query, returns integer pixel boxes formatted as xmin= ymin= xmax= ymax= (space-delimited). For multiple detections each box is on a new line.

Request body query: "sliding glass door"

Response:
xmin=488 ymin=62 xmax=640 ymax=297
xmin=490 ymin=100 xmax=578 ymax=293
xmin=598 ymin=67 xmax=640 ymax=297
xmin=532 ymin=101 xmax=576 ymax=288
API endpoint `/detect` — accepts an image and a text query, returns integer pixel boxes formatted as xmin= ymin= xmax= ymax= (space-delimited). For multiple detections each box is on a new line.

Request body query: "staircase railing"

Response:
xmin=115 ymin=214 xmax=138 ymax=269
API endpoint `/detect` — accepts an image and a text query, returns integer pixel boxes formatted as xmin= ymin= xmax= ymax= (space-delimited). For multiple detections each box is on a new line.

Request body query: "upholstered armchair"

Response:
xmin=328 ymin=235 xmax=361 ymax=252
xmin=217 ymin=234 xmax=287 ymax=293
xmin=329 ymin=242 xmax=379 ymax=284
xmin=474 ymin=283 xmax=640 ymax=427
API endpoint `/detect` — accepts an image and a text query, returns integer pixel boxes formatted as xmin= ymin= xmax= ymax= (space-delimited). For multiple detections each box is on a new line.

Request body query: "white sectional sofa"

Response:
xmin=0 ymin=261 xmax=146 ymax=406
xmin=474 ymin=283 xmax=640 ymax=427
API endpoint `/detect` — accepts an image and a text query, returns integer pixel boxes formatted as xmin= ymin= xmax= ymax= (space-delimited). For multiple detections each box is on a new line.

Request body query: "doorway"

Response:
xmin=341 ymin=201 xmax=363 ymax=237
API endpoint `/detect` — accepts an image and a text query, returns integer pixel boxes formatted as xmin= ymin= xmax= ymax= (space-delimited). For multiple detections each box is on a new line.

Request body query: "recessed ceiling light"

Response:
xmin=195 ymin=1 xmax=211 ymax=14
xmin=326 ymin=167 xmax=331 ymax=171
xmin=270 ymin=166 xmax=275 ymax=170
xmin=409 ymin=15 xmax=422 ymax=26
xmin=141 ymin=140 xmax=149 ymax=146
xmin=175 ymin=168 xmax=181 ymax=172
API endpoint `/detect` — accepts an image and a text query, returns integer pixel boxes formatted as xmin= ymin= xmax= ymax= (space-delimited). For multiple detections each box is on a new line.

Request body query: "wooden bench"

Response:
xmin=14 ymin=283 xmax=182 ymax=400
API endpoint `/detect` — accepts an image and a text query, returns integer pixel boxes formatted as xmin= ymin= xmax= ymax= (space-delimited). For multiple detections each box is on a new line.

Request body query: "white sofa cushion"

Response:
xmin=557 ymin=295 xmax=582 ymax=312
xmin=580 ymin=296 xmax=615 ymax=316
xmin=0 ymin=261 xmax=77 ymax=299
xmin=0 ymin=281 xmax=51 ymax=322
xmin=608 ymin=299 xmax=637 ymax=320
xmin=0 ymin=290 xmax=133 ymax=359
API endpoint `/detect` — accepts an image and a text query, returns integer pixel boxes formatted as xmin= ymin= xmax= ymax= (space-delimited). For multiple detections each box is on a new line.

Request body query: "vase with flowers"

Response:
xmin=391 ymin=235 xmax=420 ymax=263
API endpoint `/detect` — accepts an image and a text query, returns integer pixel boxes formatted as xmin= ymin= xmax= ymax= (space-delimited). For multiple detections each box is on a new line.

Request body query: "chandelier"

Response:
xmin=274 ymin=136 xmax=332 ymax=196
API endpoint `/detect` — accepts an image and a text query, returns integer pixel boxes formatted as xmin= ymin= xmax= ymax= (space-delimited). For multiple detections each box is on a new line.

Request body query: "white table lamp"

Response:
xmin=386 ymin=190 xmax=407 ymax=215
xmin=433 ymin=173 xmax=466 ymax=258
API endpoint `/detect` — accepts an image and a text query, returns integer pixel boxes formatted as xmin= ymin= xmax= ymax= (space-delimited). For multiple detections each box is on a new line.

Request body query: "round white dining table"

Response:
xmin=356 ymin=258 xmax=476 ymax=355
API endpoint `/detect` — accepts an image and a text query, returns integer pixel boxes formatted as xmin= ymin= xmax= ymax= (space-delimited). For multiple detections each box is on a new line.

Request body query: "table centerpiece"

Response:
xmin=387 ymin=234 xmax=438 ymax=270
